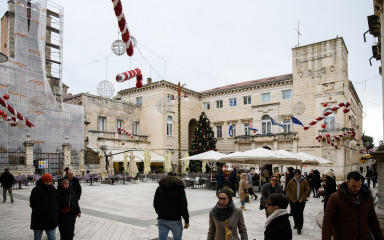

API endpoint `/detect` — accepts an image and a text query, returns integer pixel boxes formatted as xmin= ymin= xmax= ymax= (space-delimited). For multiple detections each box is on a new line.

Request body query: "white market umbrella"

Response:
xmin=108 ymin=151 xmax=114 ymax=175
xmin=128 ymin=151 xmax=138 ymax=178
xmin=78 ymin=151 xmax=85 ymax=173
xmin=99 ymin=152 xmax=108 ymax=180
xmin=143 ymin=150 xmax=152 ymax=175
xmin=164 ymin=151 xmax=173 ymax=173
xmin=297 ymin=152 xmax=332 ymax=165
xmin=202 ymin=160 xmax=207 ymax=173
xmin=123 ymin=151 xmax=129 ymax=173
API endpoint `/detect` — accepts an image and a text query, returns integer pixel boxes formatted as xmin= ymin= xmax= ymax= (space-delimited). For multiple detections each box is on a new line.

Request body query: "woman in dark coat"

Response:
xmin=57 ymin=178 xmax=81 ymax=240
xmin=322 ymin=170 xmax=337 ymax=212
xmin=313 ymin=170 xmax=321 ymax=198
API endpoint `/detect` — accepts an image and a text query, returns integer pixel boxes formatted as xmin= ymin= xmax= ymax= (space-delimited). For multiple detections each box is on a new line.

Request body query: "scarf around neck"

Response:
xmin=212 ymin=201 xmax=236 ymax=221
xmin=264 ymin=209 xmax=288 ymax=228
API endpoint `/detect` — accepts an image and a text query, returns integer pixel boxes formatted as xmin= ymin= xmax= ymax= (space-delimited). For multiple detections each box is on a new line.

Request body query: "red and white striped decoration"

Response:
xmin=304 ymin=102 xmax=351 ymax=130
xmin=330 ymin=130 xmax=355 ymax=141
xmin=316 ymin=135 xmax=340 ymax=150
xmin=118 ymin=127 xmax=134 ymax=139
xmin=111 ymin=0 xmax=134 ymax=57
xmin=0 ymin=97 xmax=34 ymax=128
xmin=0 ymin=111 xmax=18 ymax=127
xmin=116 ymin=68 xmax=143 ymax=88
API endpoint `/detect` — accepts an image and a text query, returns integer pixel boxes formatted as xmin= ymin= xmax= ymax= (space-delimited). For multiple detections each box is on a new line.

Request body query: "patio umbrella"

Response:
xmin=99 ymin=152 xmax=108 ymax=180
xmin=297 ymin=152 xmax=332 ymax=165
xmin=164 ymin=151 xmax=173 ymax=173
xmin=183 ymin=152 xmax=190 ymax=173
xmin=78 ymin=151 xmax=85 ymax=174
xmin=202 ymin=160 xmax=207 ymax=173
xmin=143 ymin=150 xmax=152 ymax=175
xmin=108 ymin=151 xmax=114 ymax=175
xmin=128 ymin=151 xmax=138 ymax=178
xmin=123 ymin=151 xmax=129 ymax=173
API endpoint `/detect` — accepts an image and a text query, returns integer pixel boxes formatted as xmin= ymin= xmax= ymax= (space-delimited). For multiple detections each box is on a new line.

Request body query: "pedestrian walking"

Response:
xmin=322 ymin=170 xmax=336 ymax=212
xmin=30 ymin=174 xmax=58 ymax=240
xmin=260 ymin=175 xmax=283 ymax=212
xmin=229 ymin=168 xmax=237 ymax=197
xmin=264 ymin=193 xmax=292 ymax=240
xmin=207 ymin=188 xmax=248 ymax=240
xmin=64 ymin=168 xmax=82 ymax=200
xmin=216 ymin=170 xmax=225 ymax=196
xmin=239 ymin=173 xmax=248 ymax=211
xmin=57 ymin=178 xmax=81 ymax=240
xmin=280 ymin=172 xmax=287 ymax=194
xmin=0 ymin=168 xmax=14 ymax=203
xmin=153 ymin=172 xmax=189 ymax=240
xmin=359 ymin=166 xmax=363 ymax=174
xmin=313 ymin=170 xmax=321 ymax=198
xmin=286 ymin=169 xmax=310 ymax=235
xmin=247 ymin=170 xmax=257 ymax=200
xmin=307 ymin=169 xmax=315 ymax=197
xmin=322 ymin=171 xmax=384 ymax=240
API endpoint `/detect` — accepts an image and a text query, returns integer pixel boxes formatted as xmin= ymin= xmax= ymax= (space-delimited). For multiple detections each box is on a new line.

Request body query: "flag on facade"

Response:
xmin=229 ymin=122 xmax=233 ymax=137
xmin=291 ymin=116 xmax=304 ymax=127
xmin=270 ymin=117 xmax=284 ymax=129
xmin=248 ymin=121 xmax=258 ymax=133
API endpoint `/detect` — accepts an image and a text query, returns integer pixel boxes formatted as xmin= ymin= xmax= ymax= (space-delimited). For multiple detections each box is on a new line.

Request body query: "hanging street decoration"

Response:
xmin=116 ymin=68 xmax=143 ymax=88
xmin=316 ymin=135 xmax=340 ymax=150
xmin=118 ymin=127 xmax=134 ymax=139
xmin=111 ymin=0 xmax=134 ymax=57
xmin=330 ymin=130 xmax=355 ymax=141
xmin=315 ymin=130 xmax=355 ymax=150
xmin=303 ymin=102 xmax=350 ymax=130
xmin=0 ymin=96 xmax=35 ymax=128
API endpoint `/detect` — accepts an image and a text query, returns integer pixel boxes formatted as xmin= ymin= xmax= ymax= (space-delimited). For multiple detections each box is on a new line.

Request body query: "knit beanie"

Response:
xmin=41 ymin=174 xmax=52 ymax=182
xmin=219 ymin=188 xmax=234 ymax=202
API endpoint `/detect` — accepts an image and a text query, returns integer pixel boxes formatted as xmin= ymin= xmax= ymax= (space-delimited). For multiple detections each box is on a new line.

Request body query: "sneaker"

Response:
xmin=11 ymin=199 xmax=14 ymax=203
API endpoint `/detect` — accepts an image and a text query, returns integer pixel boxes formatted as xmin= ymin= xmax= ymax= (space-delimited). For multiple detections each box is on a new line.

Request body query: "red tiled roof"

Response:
xmin=200 ymin=73 xmax=293 ymax=94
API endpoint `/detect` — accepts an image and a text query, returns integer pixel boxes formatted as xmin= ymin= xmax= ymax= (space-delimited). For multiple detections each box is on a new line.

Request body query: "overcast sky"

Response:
xmin=0 ymin=0 xmax=383 ymax=145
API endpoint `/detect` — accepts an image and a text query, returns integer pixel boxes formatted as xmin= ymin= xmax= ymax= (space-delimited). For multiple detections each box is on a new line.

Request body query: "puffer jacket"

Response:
xmin=322 ymin=182 xmax=384 ymax=240
xmin=153 ymin=176 xmax=189 ymax=223
xmin=30 ymin=179 xmax=58 ymax=230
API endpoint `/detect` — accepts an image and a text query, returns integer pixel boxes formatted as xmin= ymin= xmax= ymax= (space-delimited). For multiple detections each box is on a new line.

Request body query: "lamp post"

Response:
xmin=177 ymin=81 xmax=187 ymax=177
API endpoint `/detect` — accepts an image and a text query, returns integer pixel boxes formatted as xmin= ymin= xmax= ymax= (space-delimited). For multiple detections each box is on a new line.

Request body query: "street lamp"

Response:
xmin=176 ymin=81 xmax=188 ymax=177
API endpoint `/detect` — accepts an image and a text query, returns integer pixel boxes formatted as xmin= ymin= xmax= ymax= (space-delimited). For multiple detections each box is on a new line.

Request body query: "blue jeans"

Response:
xmin=158 ymin=219 xmax=183 ymax=240
xmin=241 ymin=198 xmax=245 ymax=206
xmin=34 ymin=229 xmax=56 ymax=240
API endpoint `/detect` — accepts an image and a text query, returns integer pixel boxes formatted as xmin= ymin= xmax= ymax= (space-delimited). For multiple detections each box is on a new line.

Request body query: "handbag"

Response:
xmin=61 ymin=194 xmax=72 ymax=215
xmin=243 ymin=188 xmax=248 ymax=193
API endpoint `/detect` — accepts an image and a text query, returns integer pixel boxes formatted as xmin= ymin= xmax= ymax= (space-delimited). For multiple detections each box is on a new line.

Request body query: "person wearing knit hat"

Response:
xmin=322 ymin=170 xmax=337 ymax=212
xmin=30 ymin=174 xmax=58 ymax=240
xmin=208 ymin=187 xmax=248 ymax=240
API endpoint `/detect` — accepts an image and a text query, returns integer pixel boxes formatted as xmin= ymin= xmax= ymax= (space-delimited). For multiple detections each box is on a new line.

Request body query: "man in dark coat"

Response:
xmin=229 ymin=168 xmax=237 ymax=197
xmin=215 ymin=170 xmax=225 ymax=196
xmin=0 ymin=168 xmax=15 ymax=203
xmin=154 ymin=172 xmax=189 ymax=240
xmin=322 ymin=171 xmax=384 ymax=240
xmin=65 ymin=168 xmax=82 ymax=200
xmin=30 ymin=174 xmax=58 ymax=240
xmin=264 ymin=193 xmax=292 ymax=240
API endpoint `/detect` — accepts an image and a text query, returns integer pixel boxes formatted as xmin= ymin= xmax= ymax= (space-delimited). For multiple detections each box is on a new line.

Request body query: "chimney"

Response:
xmin=147 ymin=78 xmax=152 ymax=85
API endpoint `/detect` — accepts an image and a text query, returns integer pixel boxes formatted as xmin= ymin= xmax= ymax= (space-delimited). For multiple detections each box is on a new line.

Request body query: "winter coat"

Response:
xmin=238 ymin=179 xmax=248 ymax=202
xmin=285 ymin=172 xmax=294 ymax=190
xmin=286 ymin=178 xmax=310 ymax=202
xmin=229 ymin=171 xmax=237 ymax=185
xmin=30 ymin=179 xmax=58 ymax=230
xmin=322 ymin=182 xmax=384 ymax=240
xmin=246 ymin=173 xmax=253 ymax=188
xmin=313 ymin=170 xmax=321 ymax=188
xmin=260 ymin=182 xmax=283 ymax=209
xmin=216 ymin=172 xmax=225 ymax=186
xmin=57 ymin=185 xmax=81 ymax=225
xmin=307 ymin=173 xmax=314 ymax=187
xmin=0 ymin=171 xmax=15 ymax=188
xmin=153 ymin=176 xmax=189 ymax=223
xmin=207 ymin=207 xmax=248 ymax=240
xmin=323 ymin=177 xmax=337 ymax=201
xmin=67 ymin=177 xmax=82 ymax=200
xmin=264 ymin=214 xmax=292 ymax=240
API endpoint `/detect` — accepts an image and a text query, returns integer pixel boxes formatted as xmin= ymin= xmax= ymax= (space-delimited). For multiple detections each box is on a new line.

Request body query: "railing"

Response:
xmin=0 ymin=146 xmax=25 ymax=165
xmin=234 ymin=132 xmax=298 ymax=143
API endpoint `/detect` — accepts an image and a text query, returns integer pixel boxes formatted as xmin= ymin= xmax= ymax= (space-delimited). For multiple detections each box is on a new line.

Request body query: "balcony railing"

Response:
xmin=234 ymin=132 xmax=298 ymax=144
xmin=88 ymin=130 xmax=149 ymax=143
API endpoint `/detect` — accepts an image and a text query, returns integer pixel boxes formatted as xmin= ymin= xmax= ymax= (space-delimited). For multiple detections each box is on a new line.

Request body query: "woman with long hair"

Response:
xmin=238 ymin=173 xmax=249 ymax=211
xmin=322 ymin=170 xmax=337 ymax=212
xmin=207 ymin=188 xmax=248 ymax=240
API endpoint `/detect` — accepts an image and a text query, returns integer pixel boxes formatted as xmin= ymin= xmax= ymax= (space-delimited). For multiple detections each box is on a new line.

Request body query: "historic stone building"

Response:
xmin=117 ymin=37 xmax=363 ymax=179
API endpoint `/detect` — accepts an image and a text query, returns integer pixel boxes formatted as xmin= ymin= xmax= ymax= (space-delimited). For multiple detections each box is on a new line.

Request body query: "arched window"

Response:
xmin=323 ymin=108 xmax=335 ymax=130
xmin=262 ymin=115 xmax=272 ymax=134
xmin=167 ymin=116 xmax=173 ymax=136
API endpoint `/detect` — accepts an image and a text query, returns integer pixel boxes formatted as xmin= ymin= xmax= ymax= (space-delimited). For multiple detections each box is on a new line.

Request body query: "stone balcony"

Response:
xmin=234 ymin=132 xmax=298 ymax=144
xmin=88 ymin=130 xmax=149 ymax=143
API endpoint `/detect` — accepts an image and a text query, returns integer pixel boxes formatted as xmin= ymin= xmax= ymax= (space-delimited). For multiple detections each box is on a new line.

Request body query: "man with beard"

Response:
xmin=264 ymin=193 xmax=292 ymax=240
xmin=322 ymin=171 xmax=383 ymax=240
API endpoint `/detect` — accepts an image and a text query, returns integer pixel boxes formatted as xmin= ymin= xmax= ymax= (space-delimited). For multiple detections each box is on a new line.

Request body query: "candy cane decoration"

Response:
xmin=0 ymin=111 xmax=18 ymax=127
xmin=116 ymin=68 xmax=143 ymax=88
xmin=316 ymin=135 xmax=340 ymax=150
xmin=111 ymin=0 xmax=134 ymax=56
xmin=330 ymin=130 xmax=355 ymax=141
xmin=118 ymin=127 xmax=134 ymax=139
xmin=304 ymin=102 xmax=350 ymax=130
xmin=0 ymin=97 xmax=35 ymax=128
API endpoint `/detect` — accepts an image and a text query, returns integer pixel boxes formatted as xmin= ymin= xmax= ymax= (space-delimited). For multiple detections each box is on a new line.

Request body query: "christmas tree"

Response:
xmin=191 ymin=112 xmax=217 ymax=155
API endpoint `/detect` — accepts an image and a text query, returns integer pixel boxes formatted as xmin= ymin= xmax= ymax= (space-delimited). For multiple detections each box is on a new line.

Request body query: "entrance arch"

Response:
xmin=188 ymin=119 xmax=197 ymax=152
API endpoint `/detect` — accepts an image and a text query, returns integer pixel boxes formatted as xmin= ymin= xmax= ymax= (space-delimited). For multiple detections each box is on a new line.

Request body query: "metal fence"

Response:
xmin=33 ymin=146 xmax=64 ymax=175
xmin=84 ymin=149 xmax=99 ymax=165
xmin=0 ymin=145 xmax=25 ymax=165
